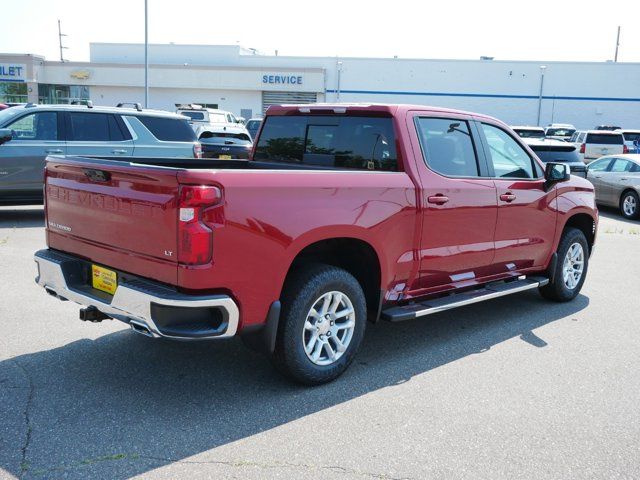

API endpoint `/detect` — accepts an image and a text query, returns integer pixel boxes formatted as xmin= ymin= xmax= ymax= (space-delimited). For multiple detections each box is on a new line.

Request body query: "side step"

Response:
xmin=381 ymin=276 xmax=549 ymax=322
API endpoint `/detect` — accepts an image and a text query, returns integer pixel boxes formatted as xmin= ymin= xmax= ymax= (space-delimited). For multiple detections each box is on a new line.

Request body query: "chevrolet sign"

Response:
xmin=70 ymin=69 xmax=91 ymax=80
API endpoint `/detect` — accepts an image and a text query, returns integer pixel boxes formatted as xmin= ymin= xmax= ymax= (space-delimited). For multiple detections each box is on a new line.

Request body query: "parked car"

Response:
xmin=523 ymin=138 xmax=586 ymax=177
xmin=33 ymin=103 xmax=597 ymax=385
xmin=175 ymin=104 xmax=250 ymax=139
xmin=616 ymin=129 xmax=640 ymax=154
xmin=545 ymin=123 xmax=576 ymax=141
xmin=573 ymin=130 xmax=626 ymax=163
xmin=511 ymin=126 xmax=545 ymax=139
xmin=199 ymin=130 xmax=252 ymax=159
xmin=245 ymin=118 xmax=262 ymax=140
xmin=0 ymin=103 xmax=201 ymax=205
xmin=586 ymin=154 xmax=640 ymax=219
xmin=595 ymin=125 xmax=621 ymax=131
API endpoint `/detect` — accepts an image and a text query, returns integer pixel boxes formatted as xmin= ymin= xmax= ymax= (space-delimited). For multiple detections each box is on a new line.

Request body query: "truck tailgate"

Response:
xmin=45 ymin=157 xmax=179 ymax=284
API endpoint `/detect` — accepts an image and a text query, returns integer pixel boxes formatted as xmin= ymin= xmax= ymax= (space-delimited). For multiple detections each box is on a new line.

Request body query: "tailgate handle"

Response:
xmin=83 ymin=169 xmax=111 ymax=183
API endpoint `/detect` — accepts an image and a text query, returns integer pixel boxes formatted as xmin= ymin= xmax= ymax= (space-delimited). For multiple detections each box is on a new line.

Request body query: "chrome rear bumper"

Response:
xmin=34 ymin=249 xmax=239 ymax=340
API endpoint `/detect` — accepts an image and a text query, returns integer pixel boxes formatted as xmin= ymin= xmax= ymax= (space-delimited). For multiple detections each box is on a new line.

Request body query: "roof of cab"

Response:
xmin=265 ymin=103 xmax=503 ymax=123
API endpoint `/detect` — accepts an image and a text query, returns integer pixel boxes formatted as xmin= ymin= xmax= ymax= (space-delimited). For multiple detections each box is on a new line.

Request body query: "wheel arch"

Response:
xmin=562 ymin=212 xmax=596 ymax=254
xmin=282 ymin=237 xmax=384 ymax=322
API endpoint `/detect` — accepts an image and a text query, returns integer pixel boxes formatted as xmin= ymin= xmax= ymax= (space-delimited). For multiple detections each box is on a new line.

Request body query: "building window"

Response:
xmin=38 ymin=84 xmax=90 ymax=104
xmin=0 ymin=83 xmax=28 ymax=103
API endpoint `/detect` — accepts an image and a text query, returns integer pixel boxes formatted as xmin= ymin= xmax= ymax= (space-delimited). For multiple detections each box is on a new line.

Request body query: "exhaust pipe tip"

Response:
xmin=129 ymin=320 xmax=154 ymax=338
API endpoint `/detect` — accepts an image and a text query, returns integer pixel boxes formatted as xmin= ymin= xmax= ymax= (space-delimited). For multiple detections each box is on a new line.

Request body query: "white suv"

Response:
xmin=571 ymin=130 xmax=626 ymax=163
xmin=175 ymin=104 xmax=249 ymax=140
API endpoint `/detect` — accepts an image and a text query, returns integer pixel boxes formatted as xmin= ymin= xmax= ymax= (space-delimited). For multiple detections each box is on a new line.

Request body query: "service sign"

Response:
xmin=0 ymin=63 xmax=26 ymax=82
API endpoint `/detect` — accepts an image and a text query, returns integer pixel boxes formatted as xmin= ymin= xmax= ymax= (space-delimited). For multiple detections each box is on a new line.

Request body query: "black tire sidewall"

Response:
xmin=620 ymin=191 xmax=640 ymax=220
xmin=274 ymin=265 xmax=367 ymax=385
xmin=547 ymin=227 xmax=589 ymax=301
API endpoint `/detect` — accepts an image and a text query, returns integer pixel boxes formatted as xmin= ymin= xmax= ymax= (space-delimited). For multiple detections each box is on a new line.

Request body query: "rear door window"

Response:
xmin=481 ymin=124 xmax=538 ymax=179
xmin=415 ymin=117 xmax=479 ymax=177
xmin=254 ymin=115 xmax=398 ymax=171
xmin=68 ymin=113 xmax=111 ymax=141
xmin=137 ymin=116 xmax=196 ymax=142
xmin=586 ymin=133 xmax=624 ymax=145
xmin=610 ymin=159 xmax=633 ymax=172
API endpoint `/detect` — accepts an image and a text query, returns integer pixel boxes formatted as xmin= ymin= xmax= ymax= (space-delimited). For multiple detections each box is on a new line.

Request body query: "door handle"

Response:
xmin=111 ymin=149 xmax=128 ymax=154
xmin=500 ymin=193 xmax=516 ymax=203
xmin=593 ymin=175 xmax=602 ymax=178
xmin=620 ymin=177 xmax=627 ymax=181
xmin=45 ymin=149 xmax=63 ymax=154
xmin=427 ymin=195 xmax=449 ymax=205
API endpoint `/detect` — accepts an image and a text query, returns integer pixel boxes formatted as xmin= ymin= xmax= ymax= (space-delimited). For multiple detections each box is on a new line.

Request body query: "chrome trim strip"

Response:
xmin=34 ymin=252 xmax=239 ymax=340
xmin=411 ymin=278 xmax=548 ymax=318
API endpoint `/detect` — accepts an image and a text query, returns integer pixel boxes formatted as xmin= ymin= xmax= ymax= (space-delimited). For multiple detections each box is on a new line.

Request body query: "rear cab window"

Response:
xmin=254 ymin=115 xmax=398 ymax=171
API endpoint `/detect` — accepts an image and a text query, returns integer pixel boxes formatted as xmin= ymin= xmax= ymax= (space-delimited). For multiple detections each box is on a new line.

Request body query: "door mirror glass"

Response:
xmin=0 ymin=128 xmax=12 ymax=144
xmin=544 ymin=162 xmax=570 ymax=189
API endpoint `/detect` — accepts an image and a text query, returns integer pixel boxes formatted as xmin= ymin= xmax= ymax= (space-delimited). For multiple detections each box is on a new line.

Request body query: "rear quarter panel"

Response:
xmin=177 ymin=169 xmax=417 ymax=329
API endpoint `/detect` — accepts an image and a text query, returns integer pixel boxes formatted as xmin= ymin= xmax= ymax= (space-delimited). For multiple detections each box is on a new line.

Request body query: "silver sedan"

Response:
xmin=586 ymin=154 xmax=640 ymax=219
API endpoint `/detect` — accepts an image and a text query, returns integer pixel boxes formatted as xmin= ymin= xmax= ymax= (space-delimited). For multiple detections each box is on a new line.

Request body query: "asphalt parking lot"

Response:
xmin=1 ymin=205 xmax=639 ymax=480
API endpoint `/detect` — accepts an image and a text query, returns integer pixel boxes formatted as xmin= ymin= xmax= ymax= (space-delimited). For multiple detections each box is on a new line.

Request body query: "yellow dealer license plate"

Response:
xmin=218 ymin=154 xmax=232 ymax=160
xmin=92 ymin=264 xmax=117 ymax=295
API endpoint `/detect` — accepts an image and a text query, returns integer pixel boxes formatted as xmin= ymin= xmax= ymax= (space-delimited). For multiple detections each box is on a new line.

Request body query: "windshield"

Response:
xmin=0 ymin=107 xmax=24 ymax=126
xmin=546 ymin=128 xmax=576 ymax=137
xmin=515 ymin=129 xmax=545 ymax=138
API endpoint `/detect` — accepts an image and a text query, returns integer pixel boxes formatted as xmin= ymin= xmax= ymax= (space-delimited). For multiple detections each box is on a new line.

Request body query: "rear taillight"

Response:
xmin=579 ymin=143 xmax=585 ymax=154
xmin=193 ymin=143 xmax=203 ymax=159
xmin=623 ymin=145 xmax=629 ymax=154
xmin=178 ymin=185 xmax=222 ymax=265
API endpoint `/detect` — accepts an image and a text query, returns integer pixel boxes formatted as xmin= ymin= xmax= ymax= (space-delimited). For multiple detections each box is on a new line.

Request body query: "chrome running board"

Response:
xmin=381 ymin=276 xmax=549 ymax=322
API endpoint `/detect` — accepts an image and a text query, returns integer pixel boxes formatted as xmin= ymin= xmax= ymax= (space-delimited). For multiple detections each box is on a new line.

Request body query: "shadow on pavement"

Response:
xmin=0 ymin=290 xmax=589 ymax=479
xmin=0 ymin=207 xmax=44 ymax=229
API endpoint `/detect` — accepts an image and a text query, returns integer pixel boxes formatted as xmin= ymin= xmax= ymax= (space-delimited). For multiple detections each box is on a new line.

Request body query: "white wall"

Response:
xmin=92 ymin=85 xmax=263 ymax=116
xmin=44 ymin=43 xmax=640 ymax=128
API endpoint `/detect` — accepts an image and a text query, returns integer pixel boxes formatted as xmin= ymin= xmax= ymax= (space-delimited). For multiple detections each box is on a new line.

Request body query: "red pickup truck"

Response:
xmin=35 ymin=104 xmax=597 ymax=384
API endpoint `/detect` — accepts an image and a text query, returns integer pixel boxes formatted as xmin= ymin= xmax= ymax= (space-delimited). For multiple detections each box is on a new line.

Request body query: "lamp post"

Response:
xmin=144 ymin=0 xmax=149 ymax=108
xmin=536 ymin=65 xmax=546 ymax=126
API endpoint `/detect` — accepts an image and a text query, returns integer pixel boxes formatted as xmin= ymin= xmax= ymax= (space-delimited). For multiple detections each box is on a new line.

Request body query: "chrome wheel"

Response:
xmin=303 ymin=291 xmax=355 ymax=366
xmin=562 ymin=242 xmax=584 ymax=290
xmin=623 ymin=194 xmax=637 ymax=217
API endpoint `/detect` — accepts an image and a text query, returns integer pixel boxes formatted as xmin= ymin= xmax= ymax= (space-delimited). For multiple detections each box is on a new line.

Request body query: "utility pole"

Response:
xmin=614 ymin=26 xmax=621 ymax=62
xmin=536 ymin=65 xmax=547 ymax=126
xmin=144 ymin=0 xmax=149 ymax=108
xmin=58 ymin=19 xmax=68 ymax=62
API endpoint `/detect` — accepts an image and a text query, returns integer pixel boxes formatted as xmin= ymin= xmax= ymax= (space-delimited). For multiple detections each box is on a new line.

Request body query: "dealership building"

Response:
xmin=1 ymin=43 xmax=639 ymax=128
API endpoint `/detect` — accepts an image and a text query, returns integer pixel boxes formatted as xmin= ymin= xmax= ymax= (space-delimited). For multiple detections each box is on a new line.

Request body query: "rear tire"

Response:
xmin=272 ymin=264 xmax=366 ymax=385
xmin=539 ymin=227 xmax=589 ymax=302
xmin=620 ymin=190 xmax=640 ymax=220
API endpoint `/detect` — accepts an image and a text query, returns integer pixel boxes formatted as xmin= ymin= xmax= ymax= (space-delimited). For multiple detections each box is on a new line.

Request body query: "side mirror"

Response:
xmin=0 ymin=128 xmax=12 ymax=145
xmin=544 ymin=162 xmax=571 ymax=191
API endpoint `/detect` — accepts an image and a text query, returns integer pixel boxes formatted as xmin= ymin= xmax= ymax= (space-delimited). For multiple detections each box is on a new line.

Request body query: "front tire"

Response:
xmin=620 ymin=190 xmax=640 ymax=220
xmin=272 ymin=264 xmax=366 ymax=385
xmin=539 ymin=227 xmax=589 ymax=302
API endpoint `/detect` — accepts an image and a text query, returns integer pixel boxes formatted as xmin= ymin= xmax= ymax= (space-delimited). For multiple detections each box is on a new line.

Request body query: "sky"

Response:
xmin=2 ymin=0 xmax=640 ymax=63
